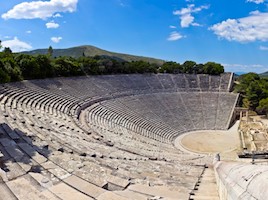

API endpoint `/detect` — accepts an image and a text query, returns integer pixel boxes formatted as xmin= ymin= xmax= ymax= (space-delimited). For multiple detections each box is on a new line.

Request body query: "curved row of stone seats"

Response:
xmin=1 ymin=86 xmax=189 ymax=160
xmin=90 ymin=101 xmax=178 ymax=142
xmin=1 ymin=83 xmax=183 ymax=160
xmin=0 ymin=74 xmax=236 ymax=150
xmin=0 ymin=73 xmax=233 ymax=123
xmin=4 ymin=73 xmax=232 ymax=100
xmin=0 ymin=73 xmax=235 ymax=199
xmin=86 ymin=92 xmax=238 ymax=143
xmin=116 ymin=93 xmax=189 ymax=133
xmin=0 ymin=84 xmax=78 ymax=118
xmin=0 ymin=103 xmax=204 ymax=200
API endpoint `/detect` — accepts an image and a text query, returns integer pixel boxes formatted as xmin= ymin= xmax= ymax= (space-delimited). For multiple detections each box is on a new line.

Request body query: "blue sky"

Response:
xmin=1 ymin=0 xmax=268 ymax=73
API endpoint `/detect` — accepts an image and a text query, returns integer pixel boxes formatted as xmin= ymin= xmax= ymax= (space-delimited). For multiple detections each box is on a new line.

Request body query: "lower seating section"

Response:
xmin=86 ymin=92 xmax=238 ymax=143
xmin=0 ymin=73 xmax=237 ymax=199
xmin=0 ymin=99 xmax=204 ymax=199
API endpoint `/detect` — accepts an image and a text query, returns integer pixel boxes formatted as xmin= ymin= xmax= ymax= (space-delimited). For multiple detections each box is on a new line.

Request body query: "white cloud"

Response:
xmin=46 ymin=21 xmax=59 ymax=29
xmin=51 ymin=36 xmax=62 ymax=43
xmin=210 ymin=11 xmax=268 ymax=42
xmin=26 ymin=30 xmax=32 ymax=34
xmin=173 ymin=4 xmax=209 ymax=28
xmin=117 ymin=0 xmax=128 ymax=7
xmin=192 ymin=22 xmax=202 ymax=27
xmin=260 ymin=45 xmax=268 ymax=50
xmin=247 ymin=0 xmax=265 ymax=4
xmin=2 ymin=0 xmax=78 ymax=20
xmin=167 ymin=31 xmax=184 ymax=41
xmin=223 ymin=63 xmax=268 ymax=73
xmin=1 ymin=37 xmax=32 ymax=52
xmin=180 ymin=14 xmax=194 ymax=28
xmin=53 ymin=13 xmax=62 ymax=18
xmin=169 ymin=25 xmax=177 ymax=29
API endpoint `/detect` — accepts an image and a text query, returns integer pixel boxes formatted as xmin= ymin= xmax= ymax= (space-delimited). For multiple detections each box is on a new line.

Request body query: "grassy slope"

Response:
xmin=23 ymin=45 xmax=164 ymax=65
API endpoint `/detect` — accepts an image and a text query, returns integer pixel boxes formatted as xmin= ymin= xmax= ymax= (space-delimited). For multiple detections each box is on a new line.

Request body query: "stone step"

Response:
xmin=17 ymin=143 xmax=47 ymax=164
xmin=128 ymin=184 xmax=189 ymax=200
xmin=190 ymin=167 xmax=220 ymax=200
xmin=6 ymin=175 xmax=58 ymax=200
xmin=114 ymin=190 xmax=149 ymax=200
xmin=96 ymin=191 xmax=130 ymax=200
xmin=49 ymin=182 xmax=94 ymax=200
xmin=190 ymin=195 xmax=220 ymax=200
xmin=63 ymin=175 xmax=106 ymax=199
xmin=0 ymin=177 xmax=17 ymax=200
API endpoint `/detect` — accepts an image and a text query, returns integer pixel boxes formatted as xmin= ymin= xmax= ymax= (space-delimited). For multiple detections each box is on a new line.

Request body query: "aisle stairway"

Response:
xmin=189 ymin=165 xmax=219 ymax=200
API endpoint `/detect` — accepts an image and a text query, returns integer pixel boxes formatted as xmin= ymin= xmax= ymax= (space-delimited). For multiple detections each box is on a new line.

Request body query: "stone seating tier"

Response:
xmin=0 ymin=73 xmax=236 ymax=200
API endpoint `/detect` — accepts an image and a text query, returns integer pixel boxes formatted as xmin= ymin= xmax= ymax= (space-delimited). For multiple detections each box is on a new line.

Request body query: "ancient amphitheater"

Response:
xmin=0 ymin=73 xmax=267 ymax=200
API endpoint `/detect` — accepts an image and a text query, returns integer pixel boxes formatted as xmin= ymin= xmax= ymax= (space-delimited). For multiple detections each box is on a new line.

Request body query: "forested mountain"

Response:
xmin=259 ymin=71 xmax=268 ymax=78
xmin=23 ymin=45 xmax=164 ymax=65
xmin=0 ymin=42 xmax=225 ymax=84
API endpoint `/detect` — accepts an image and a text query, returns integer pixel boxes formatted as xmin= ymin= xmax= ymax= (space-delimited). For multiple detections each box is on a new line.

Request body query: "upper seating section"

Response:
xmin=0 ymin=73 xmax=233 ymax=118
xmin=1 ymin=73 xmax=233 ymax=96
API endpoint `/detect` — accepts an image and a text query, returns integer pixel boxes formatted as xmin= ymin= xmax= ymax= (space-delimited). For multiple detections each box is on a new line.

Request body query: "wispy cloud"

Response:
xmin=223 ymin=63 xmax=268 ymax=73
xmin=167 ymin=31 xmax=184 ymax=41
xmin=51 ymin=36 xmax=62 ymax=43
xmin=260 ymin=45 xmax=268 ymax=50
xmin=246 ymin=0 xmax=265 ymax=4
xmin=46 ymin=21 xmax=60 ymax=29
xmin=2 ymin=0 xmax=78 ymax=20
xmin=210 ymin=11 xmax=268 ymax=42
xmin=117 ymin=0 xmax=128 ymax=7
xmin=169 ymin=25 xmax=177 ymax=29
xmin=53 ymin=13 xmax=62 ymax=18
xmin=1 ymin=37 xmax=32 ymax=52
xmin=26 ymin=30 xmax=32 ymax=34
xmin=173 ymin=4 xmax=209 ymax=28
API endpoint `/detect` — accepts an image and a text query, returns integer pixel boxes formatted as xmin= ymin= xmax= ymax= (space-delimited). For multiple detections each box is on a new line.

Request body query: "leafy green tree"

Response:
xmin=193 ymin=64 xmax=205 ymax=74
xmin=1 ymin=56 xmax=22 ymax=81
xmin=3 ymin=47 xmax=12 ymax=55
xmin=257 ymin=98 xmax=268 ymax=116
xmin=0 ymin=60 xmax=11 ymax=83
xmin=48 ymin=46 xmax=53 ymax=57
xmin=235 ymin=73 xmax=260 ymax=95
xmin=126 ymin=61 xmax=152 ymax=74
xmin=53 ymin=57 xmax=84 ymax=77
xmin=182 ymin=61 xmax=196 ymax=73
xmin=36 ymin=55 xmax=54 ymax=78
xmin=239 ymin=73 xmax=260 ymax=86
xmin=16 ymin=54 xmax=41 ymax=79
xmin=160 ymin=61 xmax=182 ymax=73
xmin=203 ymin=62 xmax=224 ymax=75
xmin=78 ymin=57 xmax=100 ymax=74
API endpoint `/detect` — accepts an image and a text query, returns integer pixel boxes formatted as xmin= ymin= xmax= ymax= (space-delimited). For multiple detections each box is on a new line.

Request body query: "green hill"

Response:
xmin=260 ymin=71 xmax=268 ymax=78
xmin=23 ymin=45 xmax=164 ymax=65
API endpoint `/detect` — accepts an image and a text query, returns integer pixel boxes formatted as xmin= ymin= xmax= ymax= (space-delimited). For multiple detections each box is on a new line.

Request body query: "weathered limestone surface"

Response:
xmin=0 ymin=73 xmax=237 ymax=199
xmin=214 ymin=161 xmax=268 ymax=200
